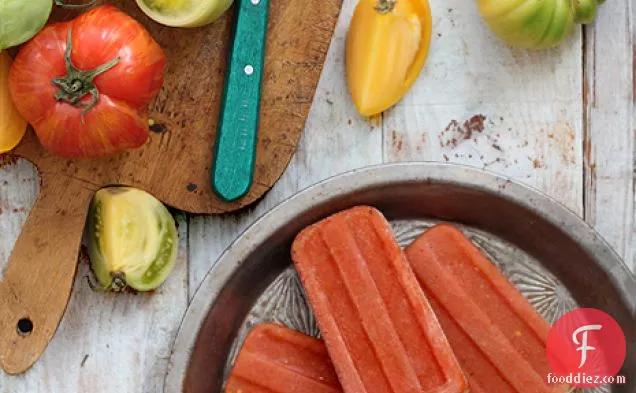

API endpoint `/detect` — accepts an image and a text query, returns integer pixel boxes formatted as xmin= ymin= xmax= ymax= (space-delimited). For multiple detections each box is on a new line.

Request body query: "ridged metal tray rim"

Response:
xmin=164 ymin=163 xmax=636 ymax=393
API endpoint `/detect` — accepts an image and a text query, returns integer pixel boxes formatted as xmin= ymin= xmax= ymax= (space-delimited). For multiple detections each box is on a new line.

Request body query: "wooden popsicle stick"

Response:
xmin=0 ymin=173 xmax=96 ymax=375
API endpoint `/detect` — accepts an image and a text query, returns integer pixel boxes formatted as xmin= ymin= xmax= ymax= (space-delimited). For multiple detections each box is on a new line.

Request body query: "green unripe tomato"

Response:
xmin=477 ymin=0 xmax=605 ymax=49
xmin=0 ymin=0 xmax=52 ymax=50
xmin=87 ymin=187 xmax=179 ymax=292
xmin=136 ymin=0 xmax=235 ymax=28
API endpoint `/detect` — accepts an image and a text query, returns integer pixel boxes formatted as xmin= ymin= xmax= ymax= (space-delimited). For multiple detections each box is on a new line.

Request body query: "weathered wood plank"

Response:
xmin=0 ymin=160 xmax=189 ymax=393
xmin=188 ymin=0 xmax=384 ymax=296
xmin=384 ymin=2 xmax=584 ymax=215
xmin=2 ymin=0 xmax=634 ymax=391
xmin=0 ymin=159 xmax=39 ymax=276
xmin=584 ymin=0 xmax=635 ymax=272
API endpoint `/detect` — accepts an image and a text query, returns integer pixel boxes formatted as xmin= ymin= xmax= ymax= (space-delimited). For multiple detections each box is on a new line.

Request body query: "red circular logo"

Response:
xmin=546 ymin=308 xmax=626 ymax=388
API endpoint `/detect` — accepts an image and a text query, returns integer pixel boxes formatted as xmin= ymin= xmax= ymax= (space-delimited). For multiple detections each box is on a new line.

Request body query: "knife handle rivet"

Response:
xmin=251 ymin=0 xmax=260 ymax=5
xmin=244 ymin=65 xmax=254 ymax=75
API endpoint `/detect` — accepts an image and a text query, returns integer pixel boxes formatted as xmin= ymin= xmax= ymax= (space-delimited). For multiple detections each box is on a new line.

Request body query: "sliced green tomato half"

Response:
xmin=136 ymin=0 xmax=235 ymax=28
xmin=87 ymin=187 xmax=179 ymax=292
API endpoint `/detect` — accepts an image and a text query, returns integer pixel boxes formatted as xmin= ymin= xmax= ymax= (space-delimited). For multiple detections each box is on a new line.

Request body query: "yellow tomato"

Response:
xmin=136 ymin=0 xmax=234 ymax=28
xmin=346 ymin=0 xmax=432 ymax=117
xmin=0 ymin=51 xmax=26 ymax=153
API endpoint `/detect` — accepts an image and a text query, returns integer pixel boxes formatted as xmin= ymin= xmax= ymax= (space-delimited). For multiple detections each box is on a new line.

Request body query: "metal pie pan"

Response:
xmin=165 ymin=163 xmax=636 ymax=393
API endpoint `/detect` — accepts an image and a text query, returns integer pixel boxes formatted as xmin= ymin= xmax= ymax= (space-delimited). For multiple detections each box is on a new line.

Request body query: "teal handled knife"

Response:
xmin=212 ymin=0 xmax=271 ymax=202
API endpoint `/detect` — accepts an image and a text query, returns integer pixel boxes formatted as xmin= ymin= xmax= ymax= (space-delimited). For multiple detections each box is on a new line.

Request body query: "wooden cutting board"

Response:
xmin=0 ymin=0 xmax=341 ymax=375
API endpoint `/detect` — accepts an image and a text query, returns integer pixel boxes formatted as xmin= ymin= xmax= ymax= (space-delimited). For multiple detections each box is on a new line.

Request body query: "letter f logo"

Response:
xmin=547 ymin=309 xmax=626 ymax=389
xmin=572 ymin=325 xmax=602 ymax=368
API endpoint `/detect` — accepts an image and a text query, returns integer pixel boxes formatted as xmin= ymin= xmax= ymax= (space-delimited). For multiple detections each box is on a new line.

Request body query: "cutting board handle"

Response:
xmin=0 ymin=174 xmax=95 ymax=375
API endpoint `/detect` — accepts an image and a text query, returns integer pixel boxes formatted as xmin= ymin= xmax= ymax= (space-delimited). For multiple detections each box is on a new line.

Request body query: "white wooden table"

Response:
xmin=1 ymin=1 xmax=634 ymax=392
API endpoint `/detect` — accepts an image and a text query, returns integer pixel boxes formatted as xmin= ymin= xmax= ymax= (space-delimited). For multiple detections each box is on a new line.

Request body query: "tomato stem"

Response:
xmin=108 ymin=272 xmax=129 ymax=293
xmin=52 ymin=29 xmax=121 ymax=124
xmin=572 ymin=0 xmax=604 ymax=24
xmin=54 ymin=0 xmax=98 ymax=9
xmin=375 ymin=0 xmax=397 ymax=13
xmin=86 ymin=272 xmax=128 ymax=293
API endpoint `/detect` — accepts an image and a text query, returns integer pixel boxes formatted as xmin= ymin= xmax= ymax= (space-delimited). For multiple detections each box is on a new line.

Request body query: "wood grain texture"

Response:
xmin=0 ymin=210 xmax=189 ymax=393
xmin=13 ymin=0 xmax=341 ymax=214
xmin=189 ymin=0 xmax=383 ymax=294
xmin=584 ymin=0 xmax=635 ymax=272
xmin=384 ymin=2 xmax=584 ymax=215
xmin=2 ymin=0 xmax=635 ymax=391
xmin=0 ymin=0 xmax=342 ymax=375
xmin=0 ymin=160 xmax=38 ymax=271
xmin=0 ymin=169 xmax=94 ymax=374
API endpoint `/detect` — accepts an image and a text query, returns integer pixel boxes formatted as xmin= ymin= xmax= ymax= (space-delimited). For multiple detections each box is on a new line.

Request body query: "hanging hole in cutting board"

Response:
xmin=16 ymin=318 xmax=33 ymax=336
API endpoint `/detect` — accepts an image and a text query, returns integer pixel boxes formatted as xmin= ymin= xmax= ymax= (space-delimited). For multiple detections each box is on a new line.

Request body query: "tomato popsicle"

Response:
xmin=291 ymin=206 xmax=468 ymax=393
xmin=405 ymin=224 xmax=568 ymax=393
xmin=224 ymin=323 xmax=342 ymax=393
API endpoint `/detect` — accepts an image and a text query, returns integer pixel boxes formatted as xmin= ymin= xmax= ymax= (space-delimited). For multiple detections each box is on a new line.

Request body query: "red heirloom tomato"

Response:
xmin=9 ymin=5 xmax=166 ymax=158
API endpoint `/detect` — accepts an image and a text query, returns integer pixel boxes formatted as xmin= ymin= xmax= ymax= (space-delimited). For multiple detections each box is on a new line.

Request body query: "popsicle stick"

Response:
xmin=0 ymin=173 xmax=95 ymax=374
